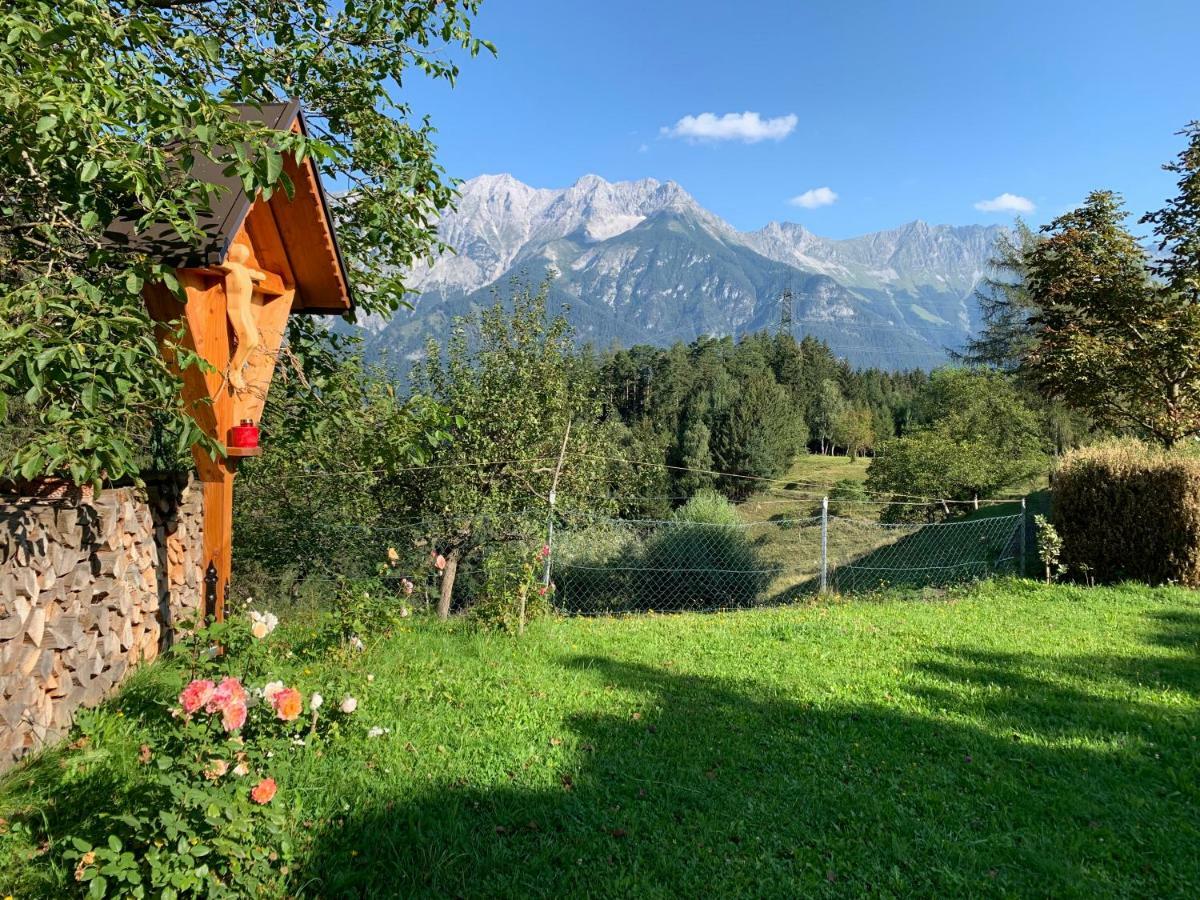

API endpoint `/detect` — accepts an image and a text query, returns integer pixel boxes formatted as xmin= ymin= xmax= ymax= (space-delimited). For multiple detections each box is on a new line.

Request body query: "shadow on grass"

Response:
xmin=295 ymin=626 xmax=1200 ymax=897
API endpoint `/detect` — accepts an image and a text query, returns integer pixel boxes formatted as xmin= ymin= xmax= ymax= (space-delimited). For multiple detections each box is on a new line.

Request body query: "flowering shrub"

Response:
xmin=62 ymin=611 xmax=363 ymax=898
xmin=64 ymin=673 xmax=290 ymax=897
xmin=331 ymin=563 xmax=417 ymax=648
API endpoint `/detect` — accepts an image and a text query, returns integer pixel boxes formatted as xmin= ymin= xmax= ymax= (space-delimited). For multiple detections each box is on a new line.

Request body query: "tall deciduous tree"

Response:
xmin=1023 ymin=188 xmax=1200 ymax=446
xmin=809 ymin=379 xmax=846 ymax=455
xmin=0 ymin=0 xmax=492 ymax=485
xmin=833 ymin=405 xmax=875 ymax=460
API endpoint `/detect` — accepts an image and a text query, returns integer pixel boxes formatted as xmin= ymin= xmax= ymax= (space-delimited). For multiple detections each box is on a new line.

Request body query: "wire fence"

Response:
xmin=230 ymin=493 xmax=1027 ymax=617
xmin=549 ymin=503 xmax=1023 ymax=614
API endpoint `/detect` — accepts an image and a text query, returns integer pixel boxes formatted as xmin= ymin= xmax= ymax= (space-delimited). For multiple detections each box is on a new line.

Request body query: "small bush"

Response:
xmin=470 ymin=542 xmax=553 ymax=632
xmin=825 ymin=478 xmax=869 ymax=518
xmin=1053 ymin=439 xmax=1200 ymax=586
xmin=641 ymin=491 xmax=770 ymax=610
xmin=332 ymin=576 xmax=414 ymax=643
xmin=553 ymin=520 xmax=641 ymax=613
xmin=1033 ymin=514 xmax=1063 ymax=584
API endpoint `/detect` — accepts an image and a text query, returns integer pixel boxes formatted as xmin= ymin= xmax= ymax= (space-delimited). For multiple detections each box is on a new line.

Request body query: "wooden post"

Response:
xmin=201 ymin=464 xmax=236 ymax=621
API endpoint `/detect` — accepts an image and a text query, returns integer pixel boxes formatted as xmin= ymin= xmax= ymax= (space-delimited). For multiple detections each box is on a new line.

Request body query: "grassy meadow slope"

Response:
xmin=2 ymin=580 xmax=1198 ymax=897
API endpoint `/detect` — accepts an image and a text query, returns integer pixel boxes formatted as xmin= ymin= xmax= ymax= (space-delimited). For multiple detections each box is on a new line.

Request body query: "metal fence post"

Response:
xmin=543 ymin=494 xmax=555 ymax=588
xmin=819 ymin=496 xmax=829 ymax=594
xmin=1018 ymin=496 xmax=1027 ymax=577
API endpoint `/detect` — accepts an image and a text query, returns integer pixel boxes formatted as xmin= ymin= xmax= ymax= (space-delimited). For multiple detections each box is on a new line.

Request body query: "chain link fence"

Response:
xmin=230 ymin=486 xmax=1026 ymax=617
xmin=550 ymin=503 xmax=1024 ymax=614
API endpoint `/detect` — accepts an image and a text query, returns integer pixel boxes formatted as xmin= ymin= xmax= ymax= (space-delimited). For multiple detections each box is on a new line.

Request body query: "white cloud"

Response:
xmin=974 ymin=192 xmax=1035 ymax=214
xmin=790 ymin=186 xmax=838 ymax=209
xmin=661 ymin=111 xmax=798 ymax=144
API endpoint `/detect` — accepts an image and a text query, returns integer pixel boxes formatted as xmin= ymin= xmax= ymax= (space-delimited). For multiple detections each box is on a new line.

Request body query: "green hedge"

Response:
xmin=1053 ymin=440 xmax=1200 ymax=586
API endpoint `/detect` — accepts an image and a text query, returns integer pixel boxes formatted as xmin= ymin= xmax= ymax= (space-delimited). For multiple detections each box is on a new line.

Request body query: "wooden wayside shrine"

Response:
xmin=109 ymin=100 xmax=353 ymax=621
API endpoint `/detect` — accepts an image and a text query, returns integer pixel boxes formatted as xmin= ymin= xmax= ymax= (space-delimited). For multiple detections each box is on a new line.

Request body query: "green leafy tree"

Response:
xmin=410 ymin=276 xmax=617 ymax=617
xmin=832 ymin=405 xmax=876 ymax=460
xmin=867 ymin=369 xmax=1047 ymax=518
xmin=809 ymin=379 xmax=846 ymax=455
xmin=0 ymin=0 xmax=492 ymax=486
xmin=233 ymin=339 xmax=453 ymax=590
xmin=1022 ymin=127 xmax=1200 ymax=446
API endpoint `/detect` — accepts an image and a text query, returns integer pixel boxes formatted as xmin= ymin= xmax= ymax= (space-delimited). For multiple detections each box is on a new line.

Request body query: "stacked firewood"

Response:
xmin=0 ymin=477 xmax=203 ymax=769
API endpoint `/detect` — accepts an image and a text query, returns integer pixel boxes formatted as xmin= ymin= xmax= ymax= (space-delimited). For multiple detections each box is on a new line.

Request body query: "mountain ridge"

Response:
xmin=359 ymin=174 xmax=1007 ymax=370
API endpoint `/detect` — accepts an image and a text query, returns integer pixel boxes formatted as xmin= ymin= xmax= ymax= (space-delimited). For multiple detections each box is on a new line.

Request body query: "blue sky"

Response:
xmin=400 ymin=0 xmax=1200 ymax=238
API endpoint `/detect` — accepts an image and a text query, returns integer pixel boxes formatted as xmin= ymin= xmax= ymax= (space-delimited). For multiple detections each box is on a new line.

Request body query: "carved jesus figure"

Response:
xmin=216 ymin=243 xmax=266 ymax=391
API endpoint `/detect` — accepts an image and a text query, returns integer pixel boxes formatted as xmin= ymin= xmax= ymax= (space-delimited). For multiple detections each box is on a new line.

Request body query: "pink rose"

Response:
xmin=206 ymin=676 xmax=246 ymax=714
xmin=221 ymin=699 xmax=248 ymax=732
xmin=179 ymin=679 xmax=215 ymax=715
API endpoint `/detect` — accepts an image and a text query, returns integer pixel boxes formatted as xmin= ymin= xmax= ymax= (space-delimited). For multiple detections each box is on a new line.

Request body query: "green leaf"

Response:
xmin=80 ymin=159 xmax=100 ymax=183
xmin=35 ymin=114 xmax=57 ymax=134
xmin=264 ymin=149 xmax=283 ymax=186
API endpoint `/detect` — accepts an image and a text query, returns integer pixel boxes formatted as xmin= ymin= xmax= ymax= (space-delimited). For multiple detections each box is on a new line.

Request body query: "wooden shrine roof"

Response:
xmin=103 ymin=100 xmax=353 ymax=314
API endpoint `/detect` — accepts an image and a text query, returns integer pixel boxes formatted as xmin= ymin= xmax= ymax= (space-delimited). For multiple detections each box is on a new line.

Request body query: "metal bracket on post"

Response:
xmin=819 ymin=496 xmax=829 ymax=594
xmin=203 ymin=561 xmax=218 ymax=624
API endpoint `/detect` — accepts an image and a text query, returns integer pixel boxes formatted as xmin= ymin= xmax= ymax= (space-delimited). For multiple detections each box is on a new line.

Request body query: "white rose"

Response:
xmin=262 ymin=681 xmax=285 ymax=704
xmin=340 ymin=696 xmax=358 ymax=714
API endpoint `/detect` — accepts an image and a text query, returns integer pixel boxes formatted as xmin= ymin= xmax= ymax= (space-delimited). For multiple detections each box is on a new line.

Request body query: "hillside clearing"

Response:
xmin=3 ymin=580 xmax=1199 ymax=897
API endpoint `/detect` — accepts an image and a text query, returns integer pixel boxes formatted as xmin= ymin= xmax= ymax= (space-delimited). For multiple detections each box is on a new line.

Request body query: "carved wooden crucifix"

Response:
xmin=116 ymin=101 xmax=353 ymax=621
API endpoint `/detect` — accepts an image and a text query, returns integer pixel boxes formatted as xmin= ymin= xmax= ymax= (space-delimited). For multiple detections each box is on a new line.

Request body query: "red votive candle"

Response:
xmin=229 ymin=419 xmax=260 ymax=449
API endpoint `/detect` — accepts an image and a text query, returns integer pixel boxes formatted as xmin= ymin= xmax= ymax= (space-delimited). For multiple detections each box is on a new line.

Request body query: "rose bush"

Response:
xmin=62 ymin=615 xmax=365 ymax=898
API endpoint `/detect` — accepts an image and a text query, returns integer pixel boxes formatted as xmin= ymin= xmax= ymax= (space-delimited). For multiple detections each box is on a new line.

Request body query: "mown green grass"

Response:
xmin=780 ymin=452 xmax=872 ymax=488
xmin=3 ymin=580 xmax=1199 ymax=897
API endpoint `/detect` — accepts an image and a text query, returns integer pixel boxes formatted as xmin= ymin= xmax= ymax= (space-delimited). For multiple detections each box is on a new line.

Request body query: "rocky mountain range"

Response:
xmin=354 ymin=173 xmax=1006 ymax=370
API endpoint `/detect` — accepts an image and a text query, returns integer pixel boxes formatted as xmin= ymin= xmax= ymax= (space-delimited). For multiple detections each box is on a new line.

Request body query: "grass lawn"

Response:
xmin=3 ymin=580 xmax=1199 ymax=897
xmin=731 ymin=453 xmax=1031 ymax=601
xmin=779 ymin=451 xmax=871 ymax=488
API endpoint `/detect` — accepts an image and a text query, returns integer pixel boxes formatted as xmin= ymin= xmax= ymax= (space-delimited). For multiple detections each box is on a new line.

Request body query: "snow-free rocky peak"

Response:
xmin=366 ymin=173 xmax=1006 ymax=370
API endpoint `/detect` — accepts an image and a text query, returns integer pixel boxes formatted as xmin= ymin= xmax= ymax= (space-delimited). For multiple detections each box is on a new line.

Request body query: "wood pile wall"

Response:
xmin=0 ymin=475 xmax=204 ymax=770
